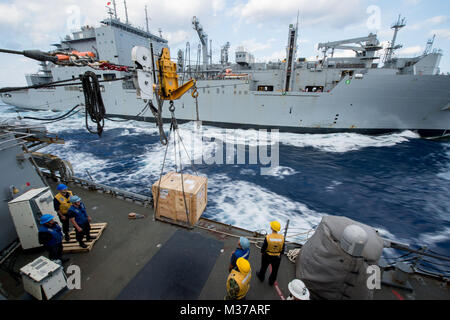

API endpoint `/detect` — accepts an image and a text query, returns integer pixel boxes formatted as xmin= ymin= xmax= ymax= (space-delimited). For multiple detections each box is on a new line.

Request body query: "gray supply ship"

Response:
xmin=1 ymin=9 xmax=449 ymax=139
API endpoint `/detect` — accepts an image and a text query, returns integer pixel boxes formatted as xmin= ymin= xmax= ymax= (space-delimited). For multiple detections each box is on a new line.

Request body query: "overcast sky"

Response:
xmin=0 ymin=0 xmax=449 ymax=87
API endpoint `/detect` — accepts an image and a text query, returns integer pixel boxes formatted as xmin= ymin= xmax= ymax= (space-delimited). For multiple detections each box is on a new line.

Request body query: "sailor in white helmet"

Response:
xmin=287 ymin=279 xmax=310 ymax=300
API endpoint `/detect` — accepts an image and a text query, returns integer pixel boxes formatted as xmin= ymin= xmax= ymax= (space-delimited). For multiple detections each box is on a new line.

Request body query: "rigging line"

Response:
xmin=176 ymin=128 xmax=199 ymax=176
xmin=194 ymin=224 xmax=265 ymax=242
xmin=285 ymin=230 xmax=314 ymax=236
xmin=105 ymin=100 xmax=150 ymax=122
xmin=173 ymin=124 xmax=178 ymax=173
xmin=386 ymin=257 xmax=418 ymax=266
xmin=177 ymin=137 xmax=190 ymax=225
xmin=154 ymin=126 xmax=173 ymax=222
xmin=0 ymin=78 xmax=80 ymax=93
xmin=418 ymin=262 xmax=450 ymax=274
xmin=415 ymin=266 xmax=450 ymax=277
xmin=428 ymin=249 xmax=450 ymax=259
xmin=421 ymin=258 xmax=450 ymax=267
xmin=0 ymin=75 xmax=133 ymax=94
xmin=27 ymin=109 xmax=81 ymax=125
xmin=383 ymin=252 xmax=413 ymax=260
xmin=21 ymin=104 xmax=82 ymax=121
xmin=170 ymin=102 xmax=190 ymax=226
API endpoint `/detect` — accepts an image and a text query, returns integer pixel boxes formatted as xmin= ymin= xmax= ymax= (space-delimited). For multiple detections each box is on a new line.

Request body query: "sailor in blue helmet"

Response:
xmin=53 ymin=183 xmax=73 ymax=242
xmin=67 ymin=195 xmax=92 ymax=248
xmin=229 ymin=237 xmax=251 ymax=272
xmin=38 ymin=214 xmax=67 ymax=263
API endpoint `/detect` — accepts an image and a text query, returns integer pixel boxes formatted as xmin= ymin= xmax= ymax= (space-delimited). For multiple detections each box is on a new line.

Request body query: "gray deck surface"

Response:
xmin=1 ymin=181 xmax=448 ymax=300
xmin=117 ymin=229 xmax=224 ymax=300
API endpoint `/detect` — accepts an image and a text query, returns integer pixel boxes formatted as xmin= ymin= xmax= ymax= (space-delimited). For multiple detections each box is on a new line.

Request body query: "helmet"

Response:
xmin=270 ymin=221 xmax=281 ymax=232
xmin=70 ymin=195 xmax=81 ymax=203
xmin=236 ymin=258 xmax=251 ymax=274
xmin=40 ymin=214 xmax=54 ymax=225
xmin=288 ymin=279 xmax=310 ymax=300
xmin=57 ymin=184 xmax=68 ymax=191
xmin=239 ymin=237 xmax=250 ymax=250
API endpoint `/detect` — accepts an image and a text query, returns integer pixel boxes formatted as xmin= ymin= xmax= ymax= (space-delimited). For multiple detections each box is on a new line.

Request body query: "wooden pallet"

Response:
xmin=62 ymin=223 xmax=107 ymax=253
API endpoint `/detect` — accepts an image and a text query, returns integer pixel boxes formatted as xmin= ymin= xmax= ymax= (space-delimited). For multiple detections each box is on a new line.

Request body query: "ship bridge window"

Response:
xmin=103 ymin=73 xmax=116 ymax=81
xmin=305 ymin=86 xmax=324 ymax=93
xmin=257 ymin=85 xmax=274 ymax=92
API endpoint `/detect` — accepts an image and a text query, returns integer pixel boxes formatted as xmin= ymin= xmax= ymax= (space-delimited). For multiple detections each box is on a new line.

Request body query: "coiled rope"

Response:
xmin=81 ymin=71 xmax=106 ymax=137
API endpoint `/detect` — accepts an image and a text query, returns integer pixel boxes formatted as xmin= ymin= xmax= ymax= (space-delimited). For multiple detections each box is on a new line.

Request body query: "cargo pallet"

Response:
xmin=62 ymin=222 xmax=107 ymax=253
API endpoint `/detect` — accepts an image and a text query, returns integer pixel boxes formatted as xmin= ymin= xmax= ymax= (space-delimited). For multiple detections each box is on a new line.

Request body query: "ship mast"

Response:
xmin=113 ymin=0 xmax=118 ymax=19
xmin=145 ymin=5 xmax=150 ymax=33
xmin=124 ymin=0 xmax=129 ymax=25
xmin=384 ymin=15 xmax=406 ymax=63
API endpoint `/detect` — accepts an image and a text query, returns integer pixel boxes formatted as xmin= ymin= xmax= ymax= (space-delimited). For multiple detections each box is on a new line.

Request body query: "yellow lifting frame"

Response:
xmin=156 ymin=47 xmax=196 ymax=101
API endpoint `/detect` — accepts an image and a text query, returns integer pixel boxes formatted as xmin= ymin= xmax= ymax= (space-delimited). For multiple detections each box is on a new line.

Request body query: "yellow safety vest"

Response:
xmin=226 ymin=269 xmax=251 ymax=300
xmin=55 ymin=191 xmax=73 ymax=215
xmin=266 ymin=233 xmax=285 ymax=256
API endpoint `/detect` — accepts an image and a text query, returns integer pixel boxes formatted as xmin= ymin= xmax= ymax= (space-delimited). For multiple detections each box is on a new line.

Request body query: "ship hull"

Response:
xmin=105 ymin=113 xmax=449 ymax=138
xmin=2 ymin=71 xmax=449 ymax=138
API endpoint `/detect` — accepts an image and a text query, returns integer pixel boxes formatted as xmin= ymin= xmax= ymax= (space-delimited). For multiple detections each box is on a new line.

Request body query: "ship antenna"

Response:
xmin=113 ymin=0 xmax=118 ymax=19
xmin=145 ymin=5 xmax=150 ymax=33
xmin=106 ymin=6 xmax=114 ymax=20
xmin=124 ymin=0 xmax=129 ymax=24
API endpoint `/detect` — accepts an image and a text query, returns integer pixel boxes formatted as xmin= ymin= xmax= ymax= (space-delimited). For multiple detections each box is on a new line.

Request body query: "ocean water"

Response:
xmin=1 ymin=105 xmax=450 ymax=262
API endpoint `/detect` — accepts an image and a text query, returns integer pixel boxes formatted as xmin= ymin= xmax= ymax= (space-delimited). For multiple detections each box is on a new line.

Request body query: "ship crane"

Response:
xmin=318 ymin=34 xmax=381 ymax=58
xmin=192 ymin=16 xmax=210 ymax=69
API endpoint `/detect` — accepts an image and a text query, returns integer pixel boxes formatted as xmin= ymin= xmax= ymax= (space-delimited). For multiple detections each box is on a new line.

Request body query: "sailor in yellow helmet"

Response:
xmin=53 ymin=184 xmax=73 ymax=242
xmin=256 ymin=221 xmax=285 ymax=286
xmin=226 ymin=257 xmax=251 ymax=300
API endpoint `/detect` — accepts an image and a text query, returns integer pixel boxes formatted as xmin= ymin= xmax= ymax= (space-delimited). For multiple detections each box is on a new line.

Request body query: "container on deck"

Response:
xmin=152 ymin=172 xmax=207 ymax=226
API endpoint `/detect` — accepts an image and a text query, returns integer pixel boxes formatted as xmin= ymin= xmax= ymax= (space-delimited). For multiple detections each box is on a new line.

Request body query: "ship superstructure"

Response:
xmin=1 ymin=12 xmax=449 ymax=138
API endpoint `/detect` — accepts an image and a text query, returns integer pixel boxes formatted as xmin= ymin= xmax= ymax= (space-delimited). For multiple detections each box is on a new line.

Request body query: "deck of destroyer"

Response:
xmin=1 ymin=180 xmax=449 ymax=300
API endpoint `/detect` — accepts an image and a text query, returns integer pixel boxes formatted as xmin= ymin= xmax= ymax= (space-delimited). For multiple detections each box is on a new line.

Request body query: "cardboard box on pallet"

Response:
xmin=152 ymin=172 xmax=207 ymax=226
